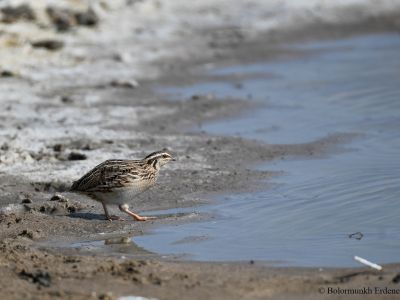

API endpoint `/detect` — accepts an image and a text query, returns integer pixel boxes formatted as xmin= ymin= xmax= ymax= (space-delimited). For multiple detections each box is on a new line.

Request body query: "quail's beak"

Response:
xmin=171 ymin=157 xmax=176 ymax=161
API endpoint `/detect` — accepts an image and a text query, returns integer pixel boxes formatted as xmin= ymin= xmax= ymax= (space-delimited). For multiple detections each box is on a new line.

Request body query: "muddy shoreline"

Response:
xmin=1 ymin=1 xmax=400 ymax=299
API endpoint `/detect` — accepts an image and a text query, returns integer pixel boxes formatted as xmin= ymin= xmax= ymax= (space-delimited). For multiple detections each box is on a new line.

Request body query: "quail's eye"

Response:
xmin=162 ymin=155 xmax=168 ymax=158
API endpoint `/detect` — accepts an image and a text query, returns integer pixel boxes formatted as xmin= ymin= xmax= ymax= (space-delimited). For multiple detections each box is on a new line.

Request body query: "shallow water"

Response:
xmin=138 ymin=34 xmax=400 ymax=267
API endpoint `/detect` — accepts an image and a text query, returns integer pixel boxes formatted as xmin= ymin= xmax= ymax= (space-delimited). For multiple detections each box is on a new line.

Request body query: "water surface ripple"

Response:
xmin=137 ymin=34 xmax=400 ymax=267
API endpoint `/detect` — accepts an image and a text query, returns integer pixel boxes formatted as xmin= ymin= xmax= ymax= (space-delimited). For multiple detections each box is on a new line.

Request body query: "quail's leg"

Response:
xmin=119 ymin=204 xmax=155 ymax=221
xmin=101 ymin=201 xmax=124 ymax=221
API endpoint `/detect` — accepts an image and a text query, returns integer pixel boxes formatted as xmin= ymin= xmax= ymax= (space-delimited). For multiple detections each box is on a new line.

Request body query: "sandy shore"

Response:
xmin=1 ymin=1 xmax=400 ymax=299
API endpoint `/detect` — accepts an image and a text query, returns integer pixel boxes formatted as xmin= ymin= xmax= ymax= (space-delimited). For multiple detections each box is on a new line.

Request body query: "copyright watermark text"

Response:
xmin=318 ymin=287 xmax=400 ymax=295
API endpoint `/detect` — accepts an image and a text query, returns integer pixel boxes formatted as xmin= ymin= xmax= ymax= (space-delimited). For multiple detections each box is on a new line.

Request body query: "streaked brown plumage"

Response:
xmin=71 ymin=150 xmax=175 ymax=221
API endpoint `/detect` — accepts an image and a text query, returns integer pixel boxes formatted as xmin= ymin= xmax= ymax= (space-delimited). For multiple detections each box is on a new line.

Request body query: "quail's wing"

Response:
xmin=71 ymin=160 xmax=142 ymax=192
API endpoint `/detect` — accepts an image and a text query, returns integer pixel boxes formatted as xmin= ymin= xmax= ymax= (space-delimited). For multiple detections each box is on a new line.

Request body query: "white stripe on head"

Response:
xmin=144 ymin=150 xmax=172 ymax=161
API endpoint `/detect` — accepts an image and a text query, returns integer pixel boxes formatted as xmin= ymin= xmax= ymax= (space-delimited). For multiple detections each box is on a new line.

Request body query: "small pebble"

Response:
xmin=393 ymin=273 xmax=400 ymax=284
xmin=1 ymin=143 xmax=9 ymax=151
xmin=75 ymin=8 xmax=98 ymax=26
xmin=110 ymin=79 xmax=139 ymax=89
xmin=19 ymin=229 xmax=38 ymax=239
xmin=32 ymin=39 xmax=64 ymax=51
xmin=0 ymin=70 xmax=15 ymax=77
xmin=50 ymin=194 xmax=68 ymax=203
xmin=46 ymin=6 xmax=74 ymax=32
xmin=61 ymin=96 xmax=74 ymax=103
xmin=53 ymin=144 xmax=64 ymax=152
xmin=191 ymin=94 xmax=201 ymax=100
xmin=1 ymin=4 xmax=36 ymax=23
xmin=68 ymin=152 xmax=87 ymax=161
